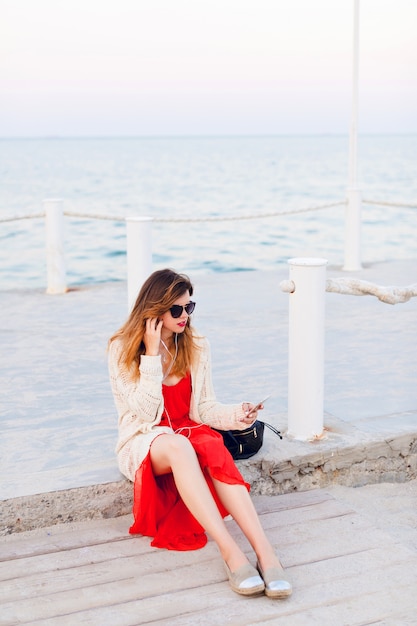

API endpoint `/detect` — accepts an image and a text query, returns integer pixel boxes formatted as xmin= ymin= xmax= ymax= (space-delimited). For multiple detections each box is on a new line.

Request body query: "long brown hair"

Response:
xmin=109 ymin=269 xmax=197 ymax=380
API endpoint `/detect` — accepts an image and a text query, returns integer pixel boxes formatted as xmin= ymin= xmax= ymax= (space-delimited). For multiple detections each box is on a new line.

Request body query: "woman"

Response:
xmin=108 ymin=268 xmax=292 ymax=598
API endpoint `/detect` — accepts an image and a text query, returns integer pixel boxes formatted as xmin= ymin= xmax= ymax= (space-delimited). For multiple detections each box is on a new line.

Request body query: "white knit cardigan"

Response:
xmin=108 ymin=333 xmax=250 ymax=481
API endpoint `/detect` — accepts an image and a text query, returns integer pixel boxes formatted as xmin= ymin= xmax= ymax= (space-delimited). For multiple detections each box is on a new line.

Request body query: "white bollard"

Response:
xmin=126 ymin=216 xmax=153 ymax=310
xmin=286 ymin=258 xmax=327 ymax=440
xmin=44 ymin=199 xmax=67 ymax=294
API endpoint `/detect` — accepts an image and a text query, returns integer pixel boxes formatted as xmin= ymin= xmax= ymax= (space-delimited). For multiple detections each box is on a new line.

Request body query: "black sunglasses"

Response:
xmin=169 ymin=301 xmax=196 ymax=318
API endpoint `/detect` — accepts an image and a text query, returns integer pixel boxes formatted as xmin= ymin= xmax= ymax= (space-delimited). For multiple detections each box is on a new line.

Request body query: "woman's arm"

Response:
xmin=109 ymin=340 xmax=164 ymax=425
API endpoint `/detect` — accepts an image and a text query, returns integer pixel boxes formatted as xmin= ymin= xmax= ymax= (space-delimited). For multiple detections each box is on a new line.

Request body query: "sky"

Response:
xmin=1 ymin=0 xmax=416 ymax=137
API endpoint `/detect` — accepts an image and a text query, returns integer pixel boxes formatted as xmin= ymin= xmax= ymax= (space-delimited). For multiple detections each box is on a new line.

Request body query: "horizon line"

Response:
xmin=1 ymin=132 xmax=416 ymax=141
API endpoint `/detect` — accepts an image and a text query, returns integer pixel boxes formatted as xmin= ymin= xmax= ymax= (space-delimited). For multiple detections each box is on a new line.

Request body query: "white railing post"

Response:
xmin=344 ymin=187 xmax=362 ymax=271
xmin=126 ymin=216 xmax=153 ymax=310
xmin=44 ymin=199 xmax=67 ymax=294
xmin=344 ymin=0 xmax=362 ymax=271
xmin=286 ymin=258 xmax=327 ymax=440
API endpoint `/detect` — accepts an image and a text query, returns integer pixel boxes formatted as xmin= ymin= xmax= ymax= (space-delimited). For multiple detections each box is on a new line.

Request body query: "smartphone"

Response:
xmin=247 ymin=394 xmax=271 ymax=416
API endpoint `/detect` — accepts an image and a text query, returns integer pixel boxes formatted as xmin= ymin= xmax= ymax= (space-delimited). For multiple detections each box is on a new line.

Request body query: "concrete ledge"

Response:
xmin=0 ymin=481 xmax=133 ymax=537
xmin=241 ymin=433 xmax=417 ymax=495
xmin=2 ymin=421 xmax=417 ymax=536
xmin=239 ymin=413 xmax=417 ymax=494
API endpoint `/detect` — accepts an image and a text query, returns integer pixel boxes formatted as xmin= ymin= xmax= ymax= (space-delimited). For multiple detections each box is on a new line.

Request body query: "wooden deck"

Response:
xmin=1 ymin=488 xmax=417 ymax=625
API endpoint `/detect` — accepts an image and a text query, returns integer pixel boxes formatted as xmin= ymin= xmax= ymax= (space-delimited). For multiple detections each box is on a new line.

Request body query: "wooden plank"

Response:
xmin=0 ymin=536 xmax=149 ymax=582
xmin=251 ymin=489 xmax=335 ymax=515
xmin=1 ymin=489 xmax=417 ymax=625
xmin=224 ymin=511 xmax=390 ymax=567
xmin=0 ymin=506 xmax=394 ymax=599
xmin=0 ymin=548 xmax=220 ymax=604
xmin=0 ymin=490 xmax=332 ymax=562
xmin=0 ymin=507 xmax=376 ymax=598
xmin=146 ymin=583 xmax=417 ymax=626
xmin=0 ymin=516 xmax=411 ymax=621
xmin=246 ymin=499 xmax=357 ymax=530
xmin=10 ymin=552 xmax=417 ymax=626
xmin=0 ymin=556 xmax=223 ymax=623
xmin=0 ymin=515 xmax=134 ymax=562
xmin=113 ymin=558 xmax=417 ymax=626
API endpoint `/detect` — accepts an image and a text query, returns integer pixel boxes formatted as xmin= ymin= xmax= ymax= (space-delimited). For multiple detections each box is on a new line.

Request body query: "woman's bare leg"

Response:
xmin=150 ymin=434 xmax=248 ymax=570
xmin=211 ymin=478 xmax=283 ymax=571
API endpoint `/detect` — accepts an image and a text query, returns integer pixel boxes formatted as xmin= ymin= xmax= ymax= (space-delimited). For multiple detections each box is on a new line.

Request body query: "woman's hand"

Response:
xmin=143 ymin=317 xmax=163 ymax=356
xmin=240 ymin=401 xmax=264 ymax=424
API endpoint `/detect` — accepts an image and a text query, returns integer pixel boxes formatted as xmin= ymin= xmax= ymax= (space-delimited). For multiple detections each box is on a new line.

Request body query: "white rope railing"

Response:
xmin=2 ymin=198 xmax=415 ymax=297
xmin=362 ymin=199 xmax=417 ymax=210
xmin=325 ymin=278 xmax=417 ymax=305
xmin=3 ymin=197 xmax=416 ymax=225
xmin=0 ymin=212 xmax=45 ymax=223
xmin=152 ymin=201 xmax=346 ymax=222
xmin=2 ymin=198 xmax=415 ymax=224
xmin=281 ymin=277 xmax=417 ymax=305
xmin=1 ymin=200 xmax=346 ymax=224
xmin=63 ymin=211 xmax=125 ymax=221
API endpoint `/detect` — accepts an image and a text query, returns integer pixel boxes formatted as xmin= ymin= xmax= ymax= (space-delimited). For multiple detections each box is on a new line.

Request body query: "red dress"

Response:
xmin=129 ymin=373 xmax=249 ymax=550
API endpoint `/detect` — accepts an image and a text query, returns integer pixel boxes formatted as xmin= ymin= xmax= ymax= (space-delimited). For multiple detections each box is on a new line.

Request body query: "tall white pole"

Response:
xmin=126 ymin=216 xmax=153 ymax=310
xmin=286 ymin=258 xmax=327 ymax=440
xmin=44 ymin=199 xmax=67 ymax=294
xmin=344 ymin=0 xmax=362 ymax=271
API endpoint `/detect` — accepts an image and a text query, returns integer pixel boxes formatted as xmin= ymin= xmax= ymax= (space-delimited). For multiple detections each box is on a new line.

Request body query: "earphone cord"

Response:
xmin=164 ymin=407 xmax=203 ymax=437
xmin=162 ymin=335 xmax=203 ymax=436
xmin=161 ymin=333 xmax=179 ymax=381
xmin=163 ymin=406 xmax=203 ymax=437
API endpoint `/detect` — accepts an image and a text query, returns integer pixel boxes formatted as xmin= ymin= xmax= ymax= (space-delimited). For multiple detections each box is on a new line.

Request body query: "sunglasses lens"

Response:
xmin=169 ymin=301 xmax=196 ymax=318
xmin=170 ymin=305 xmax=182 ymax=318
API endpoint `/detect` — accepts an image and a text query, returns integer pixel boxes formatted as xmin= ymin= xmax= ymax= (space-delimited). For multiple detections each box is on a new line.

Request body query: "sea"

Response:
xmin=0 ymin=135 xmax=416 ymax=291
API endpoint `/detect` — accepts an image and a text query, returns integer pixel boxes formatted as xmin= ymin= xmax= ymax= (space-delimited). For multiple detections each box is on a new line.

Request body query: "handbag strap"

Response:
xmin=262 ymin=421 xmax=283 ymax=440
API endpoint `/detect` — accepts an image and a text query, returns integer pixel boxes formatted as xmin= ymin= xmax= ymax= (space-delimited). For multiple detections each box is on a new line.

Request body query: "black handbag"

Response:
xmin=215 ymin=420 xmax=282 ymax=460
